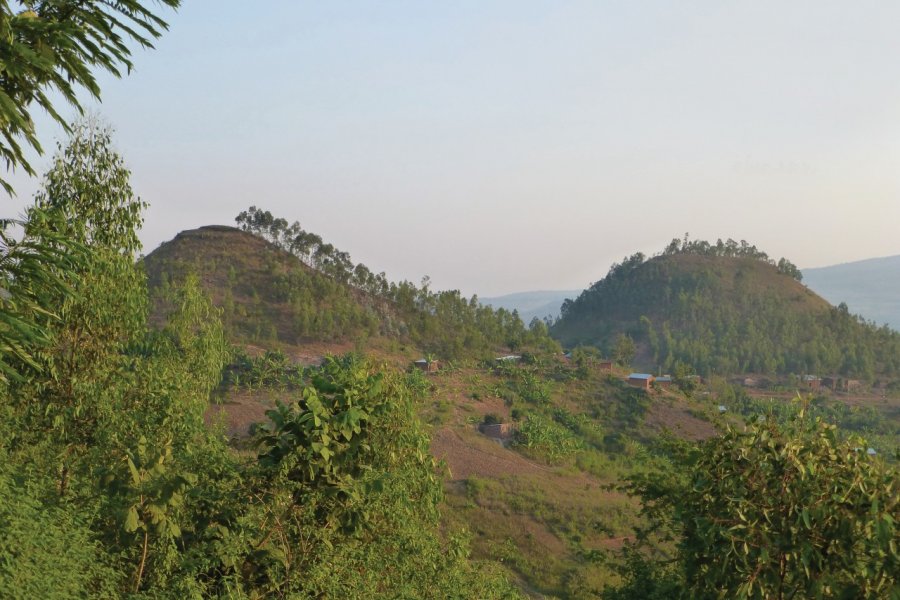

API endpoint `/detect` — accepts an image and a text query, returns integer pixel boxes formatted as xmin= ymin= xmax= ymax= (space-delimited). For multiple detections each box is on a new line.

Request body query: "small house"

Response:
xmin=822 ymin=376 xmax=861 ymax=392
xmin=495 ymin=355 xmax=522 ymax=363
xmin=478 ymin=422 xmax=516 ymax=440
xmin=413 ymin=359 xmax=440 ymax=373
xmin=717 ymin=405 xmax=727 ymax=413
xmin=627 ymin=373 xmax=654 ymax=390
xmin=655 ymin=375 xmax=673 ymax=389
xmin=598 ymin=360 xmax=613 ymax=371
xmin=801 ymin=375 xmax=820 ymax=390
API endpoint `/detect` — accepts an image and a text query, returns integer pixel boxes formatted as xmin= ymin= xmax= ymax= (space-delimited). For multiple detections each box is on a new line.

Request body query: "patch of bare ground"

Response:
xmin=205 ymin=389 xmax=289 ymax=438
xmin=431 ymin=427 xmax=552 ymax=481
xmin=644 ymin=400 xmax=718 ymax=441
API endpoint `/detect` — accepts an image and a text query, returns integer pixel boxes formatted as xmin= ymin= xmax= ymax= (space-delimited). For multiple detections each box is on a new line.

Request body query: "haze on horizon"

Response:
xmin=5 ymin=1 xmax=900 ymax=297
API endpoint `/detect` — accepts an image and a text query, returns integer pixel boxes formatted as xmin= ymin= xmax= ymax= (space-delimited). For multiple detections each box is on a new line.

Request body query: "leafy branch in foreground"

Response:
xmin=0 ymin=0 xmax=179 ymax=194
xmin=0 ymin=210 xmax=83 ymax=384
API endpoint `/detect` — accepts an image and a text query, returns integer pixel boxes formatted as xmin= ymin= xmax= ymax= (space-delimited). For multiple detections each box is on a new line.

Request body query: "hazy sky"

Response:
xmin=5 ymin=1 xmax=900 ymax=297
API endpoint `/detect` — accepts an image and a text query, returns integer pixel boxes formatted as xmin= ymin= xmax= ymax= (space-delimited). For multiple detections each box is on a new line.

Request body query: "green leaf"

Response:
xmin=124 ymin=506 xmax=140 ymax=532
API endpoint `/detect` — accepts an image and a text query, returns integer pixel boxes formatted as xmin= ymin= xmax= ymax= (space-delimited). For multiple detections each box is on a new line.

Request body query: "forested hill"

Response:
xmin=143 ymin=213 xmax=556 ymax=359
xmin=551 ymin=239 xmax=900 ymax=378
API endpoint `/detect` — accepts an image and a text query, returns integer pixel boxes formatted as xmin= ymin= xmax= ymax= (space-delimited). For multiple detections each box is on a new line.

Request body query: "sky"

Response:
xmin=5 ymin=1 xmax=900 ymax=297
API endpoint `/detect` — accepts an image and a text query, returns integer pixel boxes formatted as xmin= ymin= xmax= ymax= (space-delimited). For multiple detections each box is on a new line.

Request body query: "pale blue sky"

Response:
xmin=6 ymin=1 xmax=900 ymax=296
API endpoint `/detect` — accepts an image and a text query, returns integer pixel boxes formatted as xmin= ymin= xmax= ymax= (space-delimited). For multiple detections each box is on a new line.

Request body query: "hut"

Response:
xmin=479 ymin=422 xmax=517 ymax=440
xmin=413 ymin=359 xmax=440 ymax=373
xmin=627 ymin=373 xmax=654 ymax=390
xmin=655 ymin=375 xmax=673 ymax=389
xmin=801 ymin=375 xmax=821 ymax=390
xmin=495 ymin=355 xmax=522 ymax=363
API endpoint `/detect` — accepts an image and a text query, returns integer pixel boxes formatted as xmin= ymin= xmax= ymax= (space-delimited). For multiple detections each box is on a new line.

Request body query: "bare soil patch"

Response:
xmin=206 ymin=389 xmax=287 ymax=438
xmin=644 ymin=401 xmax=718 ymax=441
xmin=431 ymin=427 xmax=553 ymax=481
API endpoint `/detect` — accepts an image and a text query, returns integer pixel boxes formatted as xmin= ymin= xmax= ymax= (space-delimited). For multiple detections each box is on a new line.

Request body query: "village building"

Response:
xmin=801 ymin=375 xmax=821 ymax=390
xmin=627 ymin=373 xmax=654 ymax=390
xmin=495 ymin=355 xmax=522 ymax=363
xmin=478 ymin=422 xmax=517 ymax=440
xmin=597 ymin=360 xmax=613 ymax=371
xmin=823 ymin=376 xmax=862 ymax=393
xmin=655 ymin=375 xmax=673 ymax=389
xmin=413 ymin=359 xmax=440 ymax=373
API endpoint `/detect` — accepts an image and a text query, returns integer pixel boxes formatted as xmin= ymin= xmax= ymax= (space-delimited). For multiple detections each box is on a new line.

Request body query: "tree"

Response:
xmin=613 ymin=333 xmax=636 ymax=367
xmin=0 ymin=0 xmax=179 ymax=194
xmin=619 ymin=405 xmax=899 ymax=599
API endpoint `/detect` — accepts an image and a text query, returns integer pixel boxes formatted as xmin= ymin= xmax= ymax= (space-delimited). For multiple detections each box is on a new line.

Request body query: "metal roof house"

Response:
xmin=413 ymin=359 xmax=440 ymax=373
xmin=495 ymin=355 xmax=522 ymax=363
xmin=627 ymin=373 xmax=655 ymax=390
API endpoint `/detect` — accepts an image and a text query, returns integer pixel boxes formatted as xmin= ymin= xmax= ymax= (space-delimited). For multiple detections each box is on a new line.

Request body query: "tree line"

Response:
xmin=233 ymin=205 xmax=558 ymax=358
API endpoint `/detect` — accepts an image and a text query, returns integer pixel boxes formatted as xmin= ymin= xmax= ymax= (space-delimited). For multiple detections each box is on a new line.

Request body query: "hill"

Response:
xmin=143 ymin=225 xmax=385 ymax=344
xmin=143 ymin=212 xmax=558 ymax=359
xmin=481 ymin=290 xmax=582 ymax=324
xmin=552 ymin=239 xmax=900 ymax=378
xmin=803 ymin=254 xmax=900 ymax=330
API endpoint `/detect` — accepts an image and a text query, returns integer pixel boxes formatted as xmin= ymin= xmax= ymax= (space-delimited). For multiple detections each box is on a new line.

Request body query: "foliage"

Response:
xmin=618 ymin=407 xmax=900 ymax=599
xmin=251 ymin=354 xmax=519 ymax=598
xmin=515 ymin=413 xmax=585 ymax=462
xmin=0 ymin=126 xmax=519 ymax=597
xmin=0 ymin=209 xmax=82 ymax=384
xmin=0 ymin=0 xmax=179 ymax=194
xmin=613 ymin=333 xmax=636 ymax=367
xmin=222 ymin=347 xmax=306 ymax=390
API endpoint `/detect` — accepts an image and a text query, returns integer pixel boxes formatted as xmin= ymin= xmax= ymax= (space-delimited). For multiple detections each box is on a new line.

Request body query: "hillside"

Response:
xmin=552 ymin=242 xmax=900 ymax=378
xmin=481 ymin=290 xmax=582 ymax=325
xmin=143 ymin=217 xmax=558 ymax=360
xmin=143 ymin=225 xmax=385 ymax=344
xmin=803 ymin=254 xmax=900 ymax=330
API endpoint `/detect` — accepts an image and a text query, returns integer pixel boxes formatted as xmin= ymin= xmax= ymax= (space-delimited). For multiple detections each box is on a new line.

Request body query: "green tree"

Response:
xmin=613 ymin=333 xmax=636 ymax=367
xmin=0 ymin=0 xmax=179 ymax=194
xmin=620 ymin=405 xmax=899 ymax=599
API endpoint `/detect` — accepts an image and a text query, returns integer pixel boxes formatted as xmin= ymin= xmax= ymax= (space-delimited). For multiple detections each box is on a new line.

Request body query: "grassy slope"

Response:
xmin=419 ymin=358 xmax=723 ymax=598
xmin=143 ymin=225 xmax=386 ymax=345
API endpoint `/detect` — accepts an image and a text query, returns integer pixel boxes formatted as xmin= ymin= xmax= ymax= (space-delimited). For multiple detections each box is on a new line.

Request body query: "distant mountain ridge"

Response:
xmin=480 ymin=290 xmax=582 ymax=324
xmin=802 ymin=254 xmax=900 ymax=330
